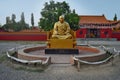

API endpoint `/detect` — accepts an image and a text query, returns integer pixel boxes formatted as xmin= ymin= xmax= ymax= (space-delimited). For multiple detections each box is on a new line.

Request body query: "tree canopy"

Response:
xmin=2 ymin=12 xmax=29 ymax=32
xmin=38 ymin=0 xmax=79 ymax=31
xmin=31 ymin=13 xmax=34 ymax=27
xmin=0 ymin=23 xmax=2 ymax=28
xmin=113 ymin=14 xmax=117 ymax=21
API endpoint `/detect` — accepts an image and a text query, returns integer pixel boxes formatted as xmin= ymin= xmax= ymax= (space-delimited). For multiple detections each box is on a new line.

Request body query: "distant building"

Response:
xmin=77 ymin=15 xmax=120 ymax=38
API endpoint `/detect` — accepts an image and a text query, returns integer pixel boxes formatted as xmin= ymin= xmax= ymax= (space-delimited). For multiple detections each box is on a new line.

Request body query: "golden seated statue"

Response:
xmin=47 ymin=30 xmax=76 ymax=49
xmin=46 ymin=16 xmax=76 ymax=49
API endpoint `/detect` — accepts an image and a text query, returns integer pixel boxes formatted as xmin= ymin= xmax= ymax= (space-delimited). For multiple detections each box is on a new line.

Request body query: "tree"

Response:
xmin=11 ymin=14 xmax=16 ymax=23
xmin=38 ymin=0 xmax=79 ymax=31
xmin=6 ymin=16 xmax=11 ymax=24
xmin=3 ymin=12 xmax=29 ymax=32
xmin=20 ymin=12 xmax=25 ymax=24
xmin=113 ymin=14 xmax=117 ymax=21
xmin=0 ymin=23 xmax=2 ymax=27
xmin=65 ymin=9 xmax=79 ymax=30
xmin=20 ymin=12 xmax=29 ymax=30
xmin=31 ymin=13 xmax=34 ymax=28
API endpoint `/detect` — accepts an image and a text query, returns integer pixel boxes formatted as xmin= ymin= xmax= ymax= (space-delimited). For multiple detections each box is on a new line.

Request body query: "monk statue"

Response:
xmin=52 ymin=16 xmax=72 ymax=39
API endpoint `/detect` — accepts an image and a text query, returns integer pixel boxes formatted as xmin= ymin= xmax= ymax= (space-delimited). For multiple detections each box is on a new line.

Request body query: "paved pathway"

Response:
xmin=0 ymin=41 xmax=120 ymax=80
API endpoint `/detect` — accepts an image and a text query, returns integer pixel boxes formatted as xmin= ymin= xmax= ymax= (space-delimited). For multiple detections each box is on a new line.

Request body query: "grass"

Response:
xmin=3 ymin=58 xmax=47 ymax=72
xmin=0 ymin=51 xmax=47 ymax=72
xmin=0 ymin=41 xmax=47 ymax=72
xmin=0 ymin=53 xmax=8 ymax=63
xmin=8 ymin=60 xmax=47 ymax=72
xmin=14 ymin=65 xmax=45 ymax=72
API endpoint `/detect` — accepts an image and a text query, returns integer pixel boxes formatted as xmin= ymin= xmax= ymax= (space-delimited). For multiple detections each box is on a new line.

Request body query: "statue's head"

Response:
xmin=59 ymin=15 xmax=64 ymax=23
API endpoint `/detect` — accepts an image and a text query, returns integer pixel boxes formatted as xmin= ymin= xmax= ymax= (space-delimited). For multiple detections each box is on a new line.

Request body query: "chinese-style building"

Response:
xmin=0 ymin=15 xmax=120 ymax=41
xmin=76 ymin=15 xmax=120 ymax=39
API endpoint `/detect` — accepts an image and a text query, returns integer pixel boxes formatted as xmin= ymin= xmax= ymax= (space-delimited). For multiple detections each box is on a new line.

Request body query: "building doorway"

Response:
xmin=87 ymin=29 xmax=100 ymax=38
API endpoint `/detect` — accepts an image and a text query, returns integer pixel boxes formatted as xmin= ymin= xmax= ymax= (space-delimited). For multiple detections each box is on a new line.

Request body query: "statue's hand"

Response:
xmin=65 ymin=32 xmax=70 ymax=35
xmin=53 ymin=31 xmax=58 ymax=35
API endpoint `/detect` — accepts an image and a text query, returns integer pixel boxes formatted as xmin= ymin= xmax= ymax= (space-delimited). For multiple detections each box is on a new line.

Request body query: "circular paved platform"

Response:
xmin=17 ymin=46 xmax=106 ymax=64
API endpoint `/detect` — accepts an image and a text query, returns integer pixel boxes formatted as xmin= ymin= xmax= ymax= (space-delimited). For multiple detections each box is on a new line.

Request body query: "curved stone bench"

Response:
xmin=7 ymin=46 xmax=51 ymax=65
xmin=71 ymin=46 xmax=107 ymax=65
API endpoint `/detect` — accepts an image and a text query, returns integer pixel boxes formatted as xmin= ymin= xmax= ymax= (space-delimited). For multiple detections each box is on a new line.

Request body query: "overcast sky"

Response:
xmin=0 ymin=0 xmax=119 ymax=26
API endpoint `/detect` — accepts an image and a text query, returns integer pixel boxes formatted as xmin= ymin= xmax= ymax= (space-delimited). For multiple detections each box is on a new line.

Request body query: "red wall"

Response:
xmin=0 ymin=30 xmax=120 ymax=41
xmin=76 ymin=28 xmax=112 ymax=38
xmin=0 ymin=33 xmax=47 ymax=41
xmin=76 ymin=28 xmax=87 ymax=38
xmin=112 ymin=33 xmax=120 ymax=40
xmin=100 ymin=28 xmax=112 ymax=38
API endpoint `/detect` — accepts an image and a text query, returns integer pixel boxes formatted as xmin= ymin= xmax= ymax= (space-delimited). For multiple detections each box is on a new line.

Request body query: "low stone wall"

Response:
xmin=76 ymin=46 xmax=100 ymax=53
xmin=24 ymin=46 xmax=45 ymax=53
xmin=75 ymin=53 xmax=107 ymax=62
xmin=73 ymin=46 xmax=107 ymax=64
xmin=17 ymin=46 xmax=51 ymax=65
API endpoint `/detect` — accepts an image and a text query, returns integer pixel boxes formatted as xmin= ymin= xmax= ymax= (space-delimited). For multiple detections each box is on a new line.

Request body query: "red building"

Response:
xmin=77 ymin=15 xmax=120 ymax=39
xmin=0 ymin=15 xmax=120 ymax=41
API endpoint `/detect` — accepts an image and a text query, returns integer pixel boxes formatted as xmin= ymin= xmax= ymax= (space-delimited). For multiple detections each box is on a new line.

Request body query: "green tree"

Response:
xmin=3 ymin=12 xmax=29 ymax=32
xmin=6 ymin=16 xmax=11 ymax=24
xmin=65 ymin=9 xmax=79 ymax=30
xmin=31 ymin=13 xmax=34 ymax=28
xmin=19 ymin=12 xmax=29 ymax=30
xmin=38 ymin=0 xmax=79 ymax=31
xmin=4 ymin=16 xmax=12 ymax=31
xmin=11 ymin=14 xmax=16 ymax=23
xmin=20 ymin=12 xmax=25 ymax=24
xmin=0 ymin=23 xmax=2 ymax=27
xmin=113 ymin=14 xmax=117 ymax=21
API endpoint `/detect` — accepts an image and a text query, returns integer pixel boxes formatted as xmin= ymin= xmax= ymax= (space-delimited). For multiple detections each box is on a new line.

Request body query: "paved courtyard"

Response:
xmin=0 ymin=41 xmax=120 ymax=80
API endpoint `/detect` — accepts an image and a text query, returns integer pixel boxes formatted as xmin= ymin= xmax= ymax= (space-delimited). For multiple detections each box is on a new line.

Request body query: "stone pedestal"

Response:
xmin=45 ymin=48 xmax=79 ymax=54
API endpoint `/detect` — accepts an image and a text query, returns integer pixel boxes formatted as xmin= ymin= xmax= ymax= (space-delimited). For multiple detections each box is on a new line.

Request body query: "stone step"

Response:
xmin=77 ymin=38 xmax=117 ymax=41
xmin=46 ymin=54 xmax=73 ymax=64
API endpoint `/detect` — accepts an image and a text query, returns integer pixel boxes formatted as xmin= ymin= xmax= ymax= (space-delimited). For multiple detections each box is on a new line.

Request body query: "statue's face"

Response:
xmin=59 ymin=17 xmax=64 ymax=23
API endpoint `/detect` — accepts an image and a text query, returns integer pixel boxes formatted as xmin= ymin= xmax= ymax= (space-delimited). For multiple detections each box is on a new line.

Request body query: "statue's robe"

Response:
xmin=52 ymin=21 xmax=72 ymax=39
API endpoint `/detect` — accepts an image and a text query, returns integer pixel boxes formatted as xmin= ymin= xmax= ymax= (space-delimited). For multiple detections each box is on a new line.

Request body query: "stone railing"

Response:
xmin=73 ymin=45 xmax=120 ymax=71
xmin=6 ymin=45 xmax=51 ymax=65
